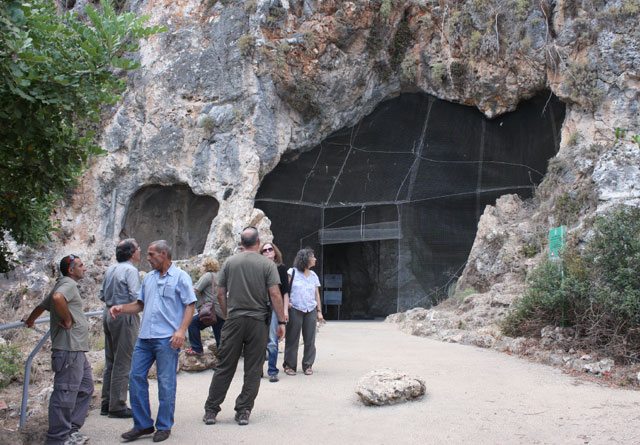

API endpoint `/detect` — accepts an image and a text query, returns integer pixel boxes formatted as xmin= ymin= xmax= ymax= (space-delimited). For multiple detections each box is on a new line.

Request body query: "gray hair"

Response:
xmin=116 ymin=238 xmax=137 ymax=262
xmin=150 ymin=240 xmax=172 ymax=260
xmin=293 ymin=248 xmax=314 ymax=271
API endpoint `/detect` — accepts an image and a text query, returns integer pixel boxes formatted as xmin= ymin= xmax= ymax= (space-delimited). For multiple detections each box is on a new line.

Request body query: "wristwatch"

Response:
xmin=278 ymin=320 xmax=287 ymax=325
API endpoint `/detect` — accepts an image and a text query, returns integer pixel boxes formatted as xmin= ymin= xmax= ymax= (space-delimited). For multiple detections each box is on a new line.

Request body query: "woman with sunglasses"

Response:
xmin=283 ymin=248 xmax=323 ymax=376
xmin=260 ymin=242 xmax=289 ymax=382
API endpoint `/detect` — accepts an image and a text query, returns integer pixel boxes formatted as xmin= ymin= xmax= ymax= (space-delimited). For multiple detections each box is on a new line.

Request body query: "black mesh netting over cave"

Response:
xmin=256 ymin=92 xmax=565 ymax=319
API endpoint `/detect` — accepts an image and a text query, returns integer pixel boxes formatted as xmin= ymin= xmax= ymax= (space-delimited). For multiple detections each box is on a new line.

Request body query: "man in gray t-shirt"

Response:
xmin=24 ymin=255 xmax=94 ymax=445
xmin=203 ymin=227 xmax=286 ymax=426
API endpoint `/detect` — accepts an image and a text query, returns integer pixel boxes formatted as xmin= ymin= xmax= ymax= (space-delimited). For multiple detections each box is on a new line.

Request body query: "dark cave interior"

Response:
xmin=256 ymin=92 xmax=565 ymax=319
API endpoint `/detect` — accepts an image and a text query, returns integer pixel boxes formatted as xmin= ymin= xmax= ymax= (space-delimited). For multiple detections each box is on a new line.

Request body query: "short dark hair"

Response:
xmin=60 ymin=255 xmax=79 ymax=277
xmin=240 ymin=226 xmax=259 ymax=248
xmin=293 ymin=248 xmax=314 ymax=271
xmin=116 ymin=238 xmax=137 ymax=262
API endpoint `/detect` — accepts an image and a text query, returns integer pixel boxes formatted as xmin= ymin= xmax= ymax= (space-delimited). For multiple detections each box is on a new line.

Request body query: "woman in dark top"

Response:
xmin=261 ymin=241 xmax=289 ymax=383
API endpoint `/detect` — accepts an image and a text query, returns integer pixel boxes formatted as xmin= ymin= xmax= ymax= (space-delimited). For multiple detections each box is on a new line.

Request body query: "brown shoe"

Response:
xmin=152 ymin=430 xmax=171 ymax=442
xmin=121 ymin=427 xmax=154 ymax=442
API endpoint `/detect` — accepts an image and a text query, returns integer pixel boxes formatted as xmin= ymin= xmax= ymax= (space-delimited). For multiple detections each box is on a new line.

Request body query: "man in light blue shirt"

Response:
xmin=110 ymin=240 xmax=196 ymax=443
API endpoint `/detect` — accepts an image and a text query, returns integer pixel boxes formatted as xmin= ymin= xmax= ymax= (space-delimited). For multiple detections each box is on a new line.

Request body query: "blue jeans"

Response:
xmin=129 ymin=338 xmax=178 ymax=432
xmin=188 ymin=313 xmax=225 ymax=352
xmin=267 ymin=310 xmax=279 ymax=376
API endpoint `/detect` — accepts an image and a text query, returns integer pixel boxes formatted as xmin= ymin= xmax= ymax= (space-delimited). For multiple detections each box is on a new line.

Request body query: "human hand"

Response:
xmin=317 ymin=312 xmax=324 ymax=323
xmin=276 ymin=325 xmax=286 ymax=342
xmin=22 ymin=316 xmax=34 ymax=328
xmin=110 ymin=305 xmax=122 ymax=319
xmin=170 ymin=329 xmax=186 ymax=349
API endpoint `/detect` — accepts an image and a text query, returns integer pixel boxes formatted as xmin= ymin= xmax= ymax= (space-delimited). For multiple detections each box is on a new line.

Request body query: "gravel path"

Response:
xmin=82 ymin=321 xmax=640 ymax=444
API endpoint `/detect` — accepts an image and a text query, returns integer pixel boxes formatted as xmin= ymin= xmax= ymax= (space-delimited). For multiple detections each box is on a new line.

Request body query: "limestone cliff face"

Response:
xmin=1 ymin=0 xmax=639 ymax=316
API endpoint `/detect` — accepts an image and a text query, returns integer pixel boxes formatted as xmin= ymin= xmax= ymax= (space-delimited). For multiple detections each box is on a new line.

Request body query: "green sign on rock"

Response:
xmin=548 ymin=226 xmax=567 ymax=260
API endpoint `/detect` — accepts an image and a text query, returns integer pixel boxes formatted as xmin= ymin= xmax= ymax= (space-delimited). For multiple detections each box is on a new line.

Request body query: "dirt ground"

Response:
xmin=63 ymin=321 xmax=640 ymax=445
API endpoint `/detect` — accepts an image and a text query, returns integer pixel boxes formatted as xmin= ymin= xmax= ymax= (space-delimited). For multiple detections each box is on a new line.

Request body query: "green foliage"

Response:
xmin=458 ymin=287 xmax=477 ymax=302
xmin=503 ymin=206 xmax=640 ymax=359
xmin=521 ymin=242 xmax=540 ymax=258
xmin=513 ymin=0 xmax=532 ymax=20
xmin=614 ymin=126 xmax=640 ymax=148
xmin=563 ymin=61 xmax=604 ymax=109
xmin=621 ymin=0 xmax=640 ymax=15
xmin=277 ymin=78 xmax=321 ymax=121
xmin=469 ymin=30 xmax=482 ymax=56
xmin=390 ymin=19 xmax=412 ymax=70
xmin=237 ymin=34 xmax=256 ymax=56
xmin=266 ymin=5 xmax=286 ymax=28
xmin=244 ymin=0 xmax=258 ymax=14
xmin=366 ymin=26 xmax=386 ymax=56
xmin=0 ymin=344 xmax=21 ymax=388
xmin=566 ymin=131 xmax=579 ymax=147
xmin=400 ymin=54 xmax=417 ymax=80
xmin=0 ymin=0 xmax=164 ymax=272
xmin=199 ymin=115 xmax=215 ymax=132
xmin=380 ymin=0 xmax=394 ymax=22
xmin=553 ymin=191 xmax=589 ymax=226
xmin=449 ymin=61 xmax=467 ymax=91
xmin=431 ymin=62 xmax=448 ymax=84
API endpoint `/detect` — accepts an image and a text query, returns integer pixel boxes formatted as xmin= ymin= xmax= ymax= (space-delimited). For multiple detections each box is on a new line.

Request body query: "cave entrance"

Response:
xmin=121 ymin=184 xmax=219 ymax=270
xmin=322 ymin=239 xmax=398 ymax=320
xmin=256 ymin=92 xmax=565 ymax=317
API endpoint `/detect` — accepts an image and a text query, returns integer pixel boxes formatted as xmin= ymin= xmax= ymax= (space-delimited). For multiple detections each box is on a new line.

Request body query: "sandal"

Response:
xmin=284 ymin=367 xmax=296 ymax=376
xmin=304 ymin=367 xmax=313 ymax=376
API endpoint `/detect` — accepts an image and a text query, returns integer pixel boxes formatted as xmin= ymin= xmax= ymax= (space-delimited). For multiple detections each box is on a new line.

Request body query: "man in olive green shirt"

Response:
xmin=24 ymin=255 xmax=93 ymax=445
xmin=203 ymin=227 xmax=286 ymax=426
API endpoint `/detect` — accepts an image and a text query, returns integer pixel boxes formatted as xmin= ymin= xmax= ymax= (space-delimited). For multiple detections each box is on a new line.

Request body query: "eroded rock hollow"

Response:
xmin=121 ymin=185 xmax=219 ymax=269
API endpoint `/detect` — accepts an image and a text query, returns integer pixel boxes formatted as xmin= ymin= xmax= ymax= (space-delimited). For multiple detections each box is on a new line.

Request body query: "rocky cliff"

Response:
xmin=1 ymin=0 xmax=639 ymax=330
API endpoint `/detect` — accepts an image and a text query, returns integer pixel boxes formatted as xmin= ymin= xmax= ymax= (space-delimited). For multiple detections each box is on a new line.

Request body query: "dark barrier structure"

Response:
xmin=256 ymin=92 xmax=565 ymax=319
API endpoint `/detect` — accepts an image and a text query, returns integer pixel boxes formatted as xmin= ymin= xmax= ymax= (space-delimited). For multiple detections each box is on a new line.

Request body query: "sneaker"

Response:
xmin=234 ymin=409 xmax=250 ymax=426
xmin=202 ymin=410 xmax=217 ymax=425
xmin=185 ymin=349 xmax=202 ymax=356
xmin=100 ymin=402 xmax=109 ymax=416
xmin=64 ymin=432 xmax=89 ymax=445
xmin=269 ymin=374 xmax=279 ymax=383
xmin=121 ymin=427 xmax=154 ymax=442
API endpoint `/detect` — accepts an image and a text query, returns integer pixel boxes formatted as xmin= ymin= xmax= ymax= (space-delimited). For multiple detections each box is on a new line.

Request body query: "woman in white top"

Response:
xmin=283 ymin=248 xmax=324 ymax=376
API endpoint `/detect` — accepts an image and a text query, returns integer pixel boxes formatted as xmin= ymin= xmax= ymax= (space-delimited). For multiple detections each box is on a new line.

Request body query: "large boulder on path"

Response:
xmin=356 ymin=369 xmax=426 ymax=406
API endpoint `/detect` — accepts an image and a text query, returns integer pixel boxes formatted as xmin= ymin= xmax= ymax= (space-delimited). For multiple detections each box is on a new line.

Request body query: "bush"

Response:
xmin=237 ymin=34 xmax=256 ymax=56
xmin=502 ymin=206 xmax=640 ymax=360
xmin=0 ymin=344 xmax=22 ymax=388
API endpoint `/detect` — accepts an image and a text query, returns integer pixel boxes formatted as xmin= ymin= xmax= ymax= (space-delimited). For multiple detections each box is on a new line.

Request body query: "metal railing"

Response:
xmin=0 ymin=311 xmax=103 ymax=427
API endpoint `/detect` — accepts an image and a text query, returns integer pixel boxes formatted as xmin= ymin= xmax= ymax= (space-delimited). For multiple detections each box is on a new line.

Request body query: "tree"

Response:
xmin=0 ymin=0 xmax=165 ymax=272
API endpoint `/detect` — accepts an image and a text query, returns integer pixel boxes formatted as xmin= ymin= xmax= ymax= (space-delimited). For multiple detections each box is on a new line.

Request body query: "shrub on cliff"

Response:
xmin=502 ymin=205 xmax=640 ymax=360
xmin=0 ymin=0 xmax=165 ymax=272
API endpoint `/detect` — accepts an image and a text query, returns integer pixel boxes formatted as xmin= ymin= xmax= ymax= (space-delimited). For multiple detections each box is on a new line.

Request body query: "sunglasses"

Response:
xmin=262 ymin=247 xmax=274 ymax=253
xmin=66 ymin=254 xmax=76 ymax=264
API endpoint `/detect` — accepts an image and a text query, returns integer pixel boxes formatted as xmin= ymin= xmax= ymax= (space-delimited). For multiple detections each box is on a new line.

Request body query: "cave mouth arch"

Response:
xmin=121 ymin=184 xmax=219 ymax=270
xmin=256 ymin=92 xmax=565 ymax=319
